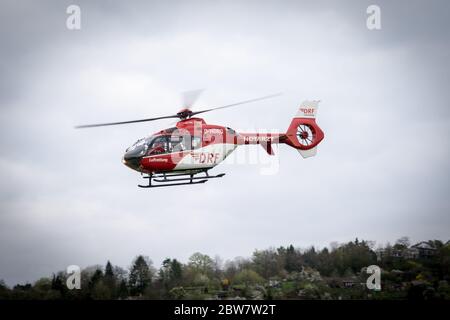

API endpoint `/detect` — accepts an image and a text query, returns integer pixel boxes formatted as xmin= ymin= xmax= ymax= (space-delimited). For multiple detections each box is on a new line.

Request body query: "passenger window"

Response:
xmin=170 ymin=136 xmax=185 ymax=152
xmin=163 ymin=134 xmax=200 ymax=151
xmin=192 ymin=136 xmax=201 ymax=149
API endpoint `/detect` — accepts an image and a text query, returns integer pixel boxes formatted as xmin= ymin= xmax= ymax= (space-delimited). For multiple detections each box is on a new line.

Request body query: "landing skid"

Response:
xmin=138 ymin=170 xmax=225 ymax=188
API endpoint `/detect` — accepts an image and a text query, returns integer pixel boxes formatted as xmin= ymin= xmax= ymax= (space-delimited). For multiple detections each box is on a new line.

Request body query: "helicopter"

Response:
xmin=75 ymin=92 xmax=324 ymax=188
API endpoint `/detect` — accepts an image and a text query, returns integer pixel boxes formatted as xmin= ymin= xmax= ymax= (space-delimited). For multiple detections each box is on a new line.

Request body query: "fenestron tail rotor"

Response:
xmin=296 ymin=124 xmax=314 ymax=146
xmin=74 ymin=92 xmax=281 ymax=129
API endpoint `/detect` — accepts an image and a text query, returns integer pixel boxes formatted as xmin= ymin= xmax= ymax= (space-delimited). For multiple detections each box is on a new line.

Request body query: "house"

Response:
xmin=403 ymin=247 xmax=420 ymax=259
xmin=342 ymin=279 xmax=358 ymax=288
xmin=325 ymin=277 xmax=362 ymax=289
xmin=392 ymin=249 xmax=403 ymax=258
xmin=410 ymin=241 xmax=436 ymax=258
xmin=376 ymin=248 xmax=403 ymax=260
xmin=268 ymin=279 xmax=281 ymax=288
xmin=377 ymin=241 xmax=438 ymax=260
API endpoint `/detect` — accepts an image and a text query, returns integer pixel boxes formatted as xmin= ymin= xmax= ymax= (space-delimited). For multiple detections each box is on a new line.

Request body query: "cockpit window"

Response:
xmin=148 ymin=136 xmax=169 ymax=155
xmin=142 ymin=134 xmax=202 ymax=156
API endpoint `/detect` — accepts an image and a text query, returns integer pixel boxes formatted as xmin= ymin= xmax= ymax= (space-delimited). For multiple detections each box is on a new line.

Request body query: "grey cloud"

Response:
xmin=0 ymin=0 xmax=449 ymax=286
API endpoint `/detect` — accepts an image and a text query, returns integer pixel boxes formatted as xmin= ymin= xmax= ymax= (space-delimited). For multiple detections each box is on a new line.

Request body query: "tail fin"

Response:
xmin=285 ymin=100 xmax=324 ymax=158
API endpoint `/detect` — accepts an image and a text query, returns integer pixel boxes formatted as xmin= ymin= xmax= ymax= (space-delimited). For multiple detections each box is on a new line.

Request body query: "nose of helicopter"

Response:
xmin=122 ymin=155 xmax=141 ymax=171
xmin=122 ymin=145 xmax=146 ymax=171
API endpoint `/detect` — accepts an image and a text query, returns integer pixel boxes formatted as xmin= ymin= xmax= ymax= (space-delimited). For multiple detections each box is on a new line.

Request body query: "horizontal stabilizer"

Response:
xmin=297 ymin=146 xmax=317 ymax=158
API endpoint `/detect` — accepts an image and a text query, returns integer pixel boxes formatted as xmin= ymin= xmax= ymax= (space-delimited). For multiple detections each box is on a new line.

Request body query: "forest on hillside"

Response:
xmin=1 ymin=237 xmax=449 ymax=300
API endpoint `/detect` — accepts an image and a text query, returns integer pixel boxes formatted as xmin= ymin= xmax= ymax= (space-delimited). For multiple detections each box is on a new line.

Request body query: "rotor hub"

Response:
xmin=176 ymin=108 xmax=193 ymax=119
xmin=299 ymin=131 xmax=309 ymax=139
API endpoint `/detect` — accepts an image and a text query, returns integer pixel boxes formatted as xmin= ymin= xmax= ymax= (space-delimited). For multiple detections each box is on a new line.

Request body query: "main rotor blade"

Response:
xmin=190 ymin=92 xmax=282 ymax=117
xmin=181 ymin=89 xmax=204 ymax=109
xmin=74 ymin=114 xmax=179 ymax=129
xmin=74 ymin=92 xmax=281 ymax=129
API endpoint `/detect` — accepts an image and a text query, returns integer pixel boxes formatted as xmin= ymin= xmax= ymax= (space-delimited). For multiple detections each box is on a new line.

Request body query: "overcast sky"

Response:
xmin=0 ymin=0 xmax=449 ymax=286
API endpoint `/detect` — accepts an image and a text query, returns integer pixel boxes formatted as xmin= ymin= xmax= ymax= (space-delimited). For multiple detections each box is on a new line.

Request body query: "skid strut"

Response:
xmin=138 ymin=170 xmax=225 ymax=188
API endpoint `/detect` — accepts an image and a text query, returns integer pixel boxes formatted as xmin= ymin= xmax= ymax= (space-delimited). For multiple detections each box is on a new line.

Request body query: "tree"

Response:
xmin=317 ymin=247 xmax=334 ymax=276
xmin=284 ymin=245 xmax=303 ymax=273
xmin=224 ymin=260 xmax=238 ymax=281
xmin=213 ymin=255 xmax=224 ymax=278
xmin=51 ymin=273 xmax=67 ymax=298
xmin=105 ymin=261 xmax=114 ymax=278
xmin=252 ymin=249 xmax=281 ymax=278
xmin=88 ymin=269 xmax=104 ymax=291
xmin=129 ymin=255 xmax=153 ymax=296
xmin=160 ymin=258 xmax=183 ymax=291
xmin=92 ymin=281 xmax=112 ymax=300
xmin=396 ymin=236 xmax=411 ymax=249
xmin=330 ymin=239 xmax=377 ymax=275
xmin=171 ymin=259 xmax=183 ymax=285
xmin=117 ymin=279 xmax=129 ymax=299
xmin=34 ymin=277 xmax=52 ymax=292
xmin=233 ymin=269 xmax=264 ymax=286
xmin=188 ymin=252 xmax=214 ymax=275
xmin=85 ymin=268 xmax=114 ymax=299
xmin=330 ymin=242 xmax=339 ymax=251
xmin=113 ymin=266 xmax=128 ymax=282
xmin=0 ymin=280 xmax=11 ymax=299
xmin=303 ymin=246 xmax=319 ymax=269
xmin=104 ymin=261 xmax=116 ymax=298
xmin=438 ymin=244 xmax=450 ymax=281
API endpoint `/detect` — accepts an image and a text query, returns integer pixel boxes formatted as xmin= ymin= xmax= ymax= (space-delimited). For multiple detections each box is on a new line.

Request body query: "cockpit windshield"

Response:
xmin=126 ymin=136 xmax=155 ymax=152
xmin=126 ymin=133 xmax=201 ymax=155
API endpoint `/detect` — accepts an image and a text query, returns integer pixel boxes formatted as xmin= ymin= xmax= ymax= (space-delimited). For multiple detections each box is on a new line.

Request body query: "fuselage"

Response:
xmin=122 ymin=117 xmax=285 ymax=174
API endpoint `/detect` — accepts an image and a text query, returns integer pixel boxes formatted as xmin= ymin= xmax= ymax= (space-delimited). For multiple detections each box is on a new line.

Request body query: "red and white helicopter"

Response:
xmin=76 ymin=92 xmax=324 ymax=188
